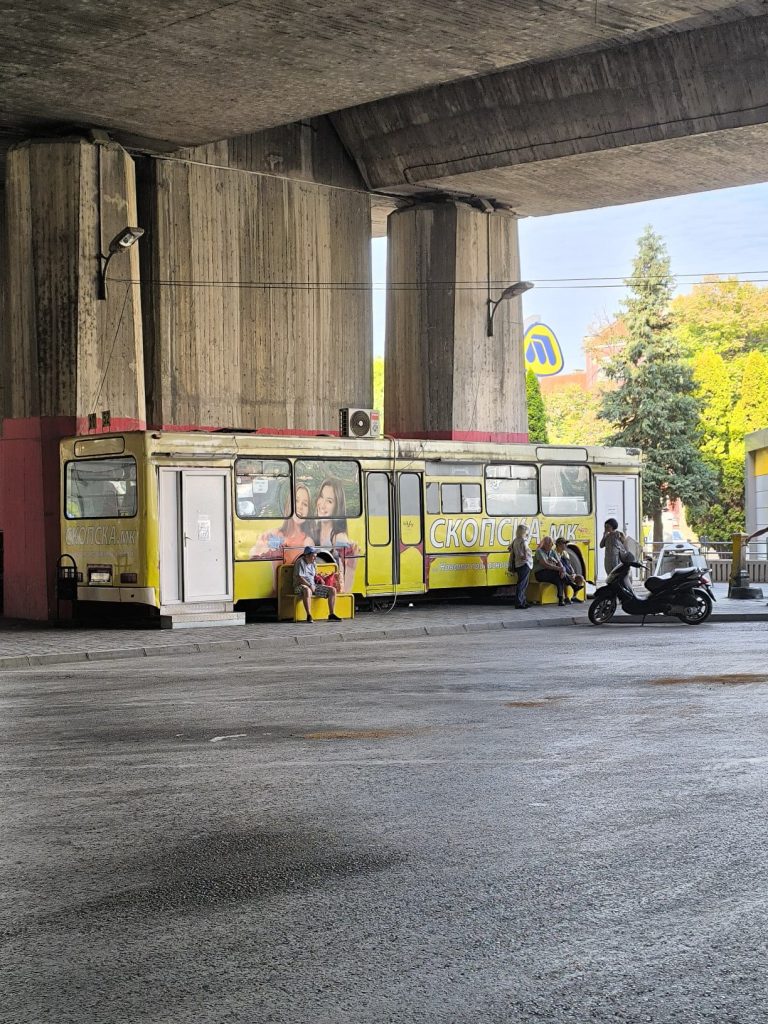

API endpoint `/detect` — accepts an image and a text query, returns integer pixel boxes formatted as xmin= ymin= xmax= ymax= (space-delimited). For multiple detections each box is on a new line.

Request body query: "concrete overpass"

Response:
xmin=1 ymin=1 xmax=766 ymax=617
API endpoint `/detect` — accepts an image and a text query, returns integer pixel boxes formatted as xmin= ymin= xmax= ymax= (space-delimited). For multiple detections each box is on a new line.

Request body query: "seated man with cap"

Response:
xmin=292 ymin=546 xmax=342 ymax=623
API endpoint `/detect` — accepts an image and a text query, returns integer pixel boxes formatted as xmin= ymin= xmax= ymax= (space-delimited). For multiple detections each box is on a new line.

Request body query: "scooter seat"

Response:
xmin=645 ymin=567 xmax=699 ymax=593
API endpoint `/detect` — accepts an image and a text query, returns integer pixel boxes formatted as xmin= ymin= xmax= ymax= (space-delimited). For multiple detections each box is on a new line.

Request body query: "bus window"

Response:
xmin=367 ymin=473 xmax=391 ymax=546
xmin=441 ymin=483 xmax=481 ymax=514
xmin=425 ymin=461 xmax=483 ymax=477
xmin=399 ymin=473 xmax=422 ymax=545
xmin=295 ymin=460 xmax=362 ymax=519
xmin=485 ymin=464 xmax=538 ymax=516
xmin=65 ymin=457 xmax=137 ymax=519
xmin=235 ymin=459 xmax=291 ymax=519
xmin=426 ymin=482 xmax=439 ymax=515
xmin=541 ymin=464 xmax=591 ymax=516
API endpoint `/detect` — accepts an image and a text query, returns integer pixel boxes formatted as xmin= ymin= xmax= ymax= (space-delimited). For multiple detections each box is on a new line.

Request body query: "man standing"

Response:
xmin=599 ymin=518 xmax=627 ymax=576
xmin=293 ymin=546 xmax=342 ymax=623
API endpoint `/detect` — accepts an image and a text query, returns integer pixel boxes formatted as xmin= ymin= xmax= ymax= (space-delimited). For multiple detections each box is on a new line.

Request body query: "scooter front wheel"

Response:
xmin=588 ymin=595 xmax=617 ymax=625
xmin=677 ymin=588 xmax=713 ymax=625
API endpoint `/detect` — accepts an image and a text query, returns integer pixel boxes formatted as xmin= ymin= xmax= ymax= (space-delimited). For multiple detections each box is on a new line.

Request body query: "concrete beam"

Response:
xmin=333 ymin=15 xmax=768 ymax=213
xmin=1 ymin=3 xmax=764 ymax=178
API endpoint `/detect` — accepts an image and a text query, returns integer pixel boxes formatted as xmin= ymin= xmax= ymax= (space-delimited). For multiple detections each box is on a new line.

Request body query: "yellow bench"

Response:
xmin=277 ymin=563 xmax=355 ymax=622
xmin=508 ymin=570 xmax=580 ymax=606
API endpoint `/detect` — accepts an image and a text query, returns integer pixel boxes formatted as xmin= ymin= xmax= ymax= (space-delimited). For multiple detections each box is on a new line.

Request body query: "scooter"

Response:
xmin=588 ymin=553 xmax=715 ymax=626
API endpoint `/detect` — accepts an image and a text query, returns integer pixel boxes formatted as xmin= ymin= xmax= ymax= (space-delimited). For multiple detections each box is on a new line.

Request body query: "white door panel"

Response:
xmin=182 ymin=472 xmax=231 ymax=601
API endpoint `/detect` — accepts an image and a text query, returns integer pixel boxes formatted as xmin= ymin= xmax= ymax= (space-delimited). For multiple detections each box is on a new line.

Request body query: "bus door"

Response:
xmin=595 ymin=474 xmax=640 ymax=578
xmin=365 ymin=471 xmax=395 ymax=591
xmin=159 ymin=468 xmax=233 ymax=604
xmin=397 ymin=471 xmax=425 ymax=592
xmin=365 ymin=471 xmax=426 ymax=593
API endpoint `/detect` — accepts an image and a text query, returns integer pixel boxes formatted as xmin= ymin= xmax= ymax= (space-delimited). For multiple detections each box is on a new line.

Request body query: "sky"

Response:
xmin=371 ymin=181 xmax=768 ymax=371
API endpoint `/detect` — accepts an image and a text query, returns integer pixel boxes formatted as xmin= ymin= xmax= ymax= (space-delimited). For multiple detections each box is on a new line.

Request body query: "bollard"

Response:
xmin=728 ymin=532 xmax=764 ymax=599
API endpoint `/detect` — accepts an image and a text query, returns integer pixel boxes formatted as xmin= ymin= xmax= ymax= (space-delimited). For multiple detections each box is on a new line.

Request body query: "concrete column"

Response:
xmin=384 ymin=202 xmax=527 ymax=442
xmin=137 ymin=154 xmax=373 ymax=431
xmin=0 ymin=138 xmax=145 ymax=619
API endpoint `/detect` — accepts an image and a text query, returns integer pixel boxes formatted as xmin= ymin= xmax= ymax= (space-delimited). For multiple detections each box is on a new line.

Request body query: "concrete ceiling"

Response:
xmin=2 ymin=0 xmax=767 ymax=213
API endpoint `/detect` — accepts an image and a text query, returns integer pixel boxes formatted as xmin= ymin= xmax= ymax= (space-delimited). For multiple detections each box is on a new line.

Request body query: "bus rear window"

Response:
xmin=65 ymin=457 xmax=137 ymax=519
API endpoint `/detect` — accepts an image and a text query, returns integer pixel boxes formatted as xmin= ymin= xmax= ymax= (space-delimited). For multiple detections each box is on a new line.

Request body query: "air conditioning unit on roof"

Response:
xmin=339 ymin=408 xmax=381 ymax=439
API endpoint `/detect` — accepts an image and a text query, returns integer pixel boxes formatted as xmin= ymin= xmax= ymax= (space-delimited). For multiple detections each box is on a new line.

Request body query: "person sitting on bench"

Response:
xmin=293 ymin=546 xmax=342 ymax=623
xmin=554 ymin=537 xmax=585 ymax=603
xmin=533 ymin=536 xmax=571 ymax=607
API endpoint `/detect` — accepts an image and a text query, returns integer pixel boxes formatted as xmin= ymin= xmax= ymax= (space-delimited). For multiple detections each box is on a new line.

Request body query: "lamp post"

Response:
xmin=487 ymin=280 xmax=534 ymax=336
xmin=98 ymin=226 xmax=144 ymax=301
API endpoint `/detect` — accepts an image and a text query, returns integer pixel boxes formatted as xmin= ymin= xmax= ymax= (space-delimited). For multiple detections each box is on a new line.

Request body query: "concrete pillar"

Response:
xmin=137 ymin=154 xmax=373 ymax=431
xmin=384 ymin=202 xmax=527 ymax=442
xmin=0 ymin=138 xmax=145 ymax=619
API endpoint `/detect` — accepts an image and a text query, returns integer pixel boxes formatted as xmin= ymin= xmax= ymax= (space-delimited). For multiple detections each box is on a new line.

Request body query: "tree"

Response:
xmin=526 ymin=369 xmax=549 ymax=442
xmin=685 ymin=347 xmax=744 ymax=539
xmin=373 ymin=356 xmax=384 ymax=429
xmin=543 ymin=384 xmax=609 ymax=446
xmin=730 ymin=349 xmax=768 ymax=445
xmin=691 ymin=348 xmax=734 ymax=461
xmin=600 ymin=227 xmax=715 ymax=543
xmin=671 ymin=278 xmax=768 ymax=359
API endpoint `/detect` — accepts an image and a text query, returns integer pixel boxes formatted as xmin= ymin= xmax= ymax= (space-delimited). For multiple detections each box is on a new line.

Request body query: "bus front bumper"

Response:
xmin=76 ymin=586 xmax=157 ymax=607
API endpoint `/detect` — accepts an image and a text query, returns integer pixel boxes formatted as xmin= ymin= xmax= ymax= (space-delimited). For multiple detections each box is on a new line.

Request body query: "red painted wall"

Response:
xmin=0 ymin=417 xmax=75 ymax=620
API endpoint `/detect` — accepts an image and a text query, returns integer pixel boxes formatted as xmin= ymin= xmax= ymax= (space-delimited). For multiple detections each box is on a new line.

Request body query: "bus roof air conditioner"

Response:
xmin=339 ymin=408 xmax=381 ymax=439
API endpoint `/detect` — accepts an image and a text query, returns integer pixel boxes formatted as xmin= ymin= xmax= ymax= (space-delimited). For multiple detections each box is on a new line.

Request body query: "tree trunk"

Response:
xmin=652 ymin=507 xmax=664 ymax=546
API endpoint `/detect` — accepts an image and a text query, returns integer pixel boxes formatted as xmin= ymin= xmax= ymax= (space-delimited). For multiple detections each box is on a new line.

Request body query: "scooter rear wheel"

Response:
xmin=677 ymin=588 xmax=713 ymax=625
xmin=588 ymin=595 xmax=617 ymax=625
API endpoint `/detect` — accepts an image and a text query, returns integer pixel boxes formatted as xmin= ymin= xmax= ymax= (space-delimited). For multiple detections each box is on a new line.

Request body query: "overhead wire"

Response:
xmin=109 ymin=273 xmax=768 ymax=292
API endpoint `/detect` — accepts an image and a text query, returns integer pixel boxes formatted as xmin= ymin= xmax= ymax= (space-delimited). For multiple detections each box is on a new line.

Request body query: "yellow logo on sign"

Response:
xmin=524 ymin=323 xmax=564 ymax=376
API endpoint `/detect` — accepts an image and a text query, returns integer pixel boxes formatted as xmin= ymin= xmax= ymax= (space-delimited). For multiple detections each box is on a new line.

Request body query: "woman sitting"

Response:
xmin=533 ymin=536 xmax=571 ymax=606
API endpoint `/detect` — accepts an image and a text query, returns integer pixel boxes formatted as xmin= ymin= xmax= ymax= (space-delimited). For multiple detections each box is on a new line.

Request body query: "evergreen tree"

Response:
xmin=526 ymin=369 xmax=549 ymax=443
xmin=600 ymin=227 xmax=715 ymax=543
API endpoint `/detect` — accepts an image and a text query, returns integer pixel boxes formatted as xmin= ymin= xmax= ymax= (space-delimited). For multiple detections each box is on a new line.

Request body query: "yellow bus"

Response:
xmin=59 ymin=431 xmax=641 ymax=617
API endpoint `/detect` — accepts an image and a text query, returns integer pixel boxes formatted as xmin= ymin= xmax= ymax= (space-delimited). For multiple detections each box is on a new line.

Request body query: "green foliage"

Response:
xmin=672 ymin=278 xmax=768 ymax=359
xmin=543 ymin=384 xmax=609 ymax=446
xmin=600 ymin=227 xmax=715 ymax=536
xmin=526 ymin=369 xmax=549 ymax=443
xmin=729 ymin=349 xmax=768 ymax=445
xmin=691 ymin=348 xmax=734 ymax=461
xmin=373 ymin=356 xmax=384 ymax=429
xmin=686 ymin=453 xmax=745 ymax=538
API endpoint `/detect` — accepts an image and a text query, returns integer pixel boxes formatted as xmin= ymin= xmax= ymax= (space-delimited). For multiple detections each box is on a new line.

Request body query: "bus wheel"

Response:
xmin=567 ymin=545 xmax=585 ymax=580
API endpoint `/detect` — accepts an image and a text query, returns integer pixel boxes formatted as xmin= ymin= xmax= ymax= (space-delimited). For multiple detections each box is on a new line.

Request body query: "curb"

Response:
xmin=0 ymin=609 xmax=763 ymax=671
xmin=0 ymin=614 xmax=583 ymax=671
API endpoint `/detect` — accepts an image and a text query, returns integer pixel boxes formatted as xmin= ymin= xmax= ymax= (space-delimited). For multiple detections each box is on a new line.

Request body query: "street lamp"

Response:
xmin=487 ymin=280 xmax=534 ymax=336
xmin=98 ymin=227 xmax=144 ymax=301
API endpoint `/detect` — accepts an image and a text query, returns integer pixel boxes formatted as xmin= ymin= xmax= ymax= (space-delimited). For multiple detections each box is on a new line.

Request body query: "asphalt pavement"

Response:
xmin=2 ymin=620 xmax=768 ymax=1023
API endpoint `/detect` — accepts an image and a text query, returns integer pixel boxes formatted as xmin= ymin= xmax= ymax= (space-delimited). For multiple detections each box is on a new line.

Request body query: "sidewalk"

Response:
xmin=0 ymin=584 xmax=764 ymax=671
